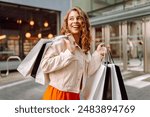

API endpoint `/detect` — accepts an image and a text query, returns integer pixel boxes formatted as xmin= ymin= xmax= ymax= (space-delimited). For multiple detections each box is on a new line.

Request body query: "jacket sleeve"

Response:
xmin=87 ymin=50 xmax=103 ymax=77
xmin=41 ymin=39 xmax=77 ymax=73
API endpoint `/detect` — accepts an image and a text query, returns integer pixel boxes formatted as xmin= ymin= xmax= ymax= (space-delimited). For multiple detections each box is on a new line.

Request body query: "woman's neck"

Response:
xmin=73 ymin=34 xmax=80 ymax=45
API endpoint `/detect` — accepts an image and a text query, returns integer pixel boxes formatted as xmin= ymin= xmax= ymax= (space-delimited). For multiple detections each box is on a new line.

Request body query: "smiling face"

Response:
xmin=67 ymin=10 xmax=83 ymax=36
xmin=61 ymin=7 xmax=91 ymax=53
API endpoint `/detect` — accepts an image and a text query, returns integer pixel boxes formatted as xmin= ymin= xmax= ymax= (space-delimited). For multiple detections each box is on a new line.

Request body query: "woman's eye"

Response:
xmin=69 ymin=17 xmax=74 ymax=20
xmin=69 ymin=16 xmax=82 ymax=21
xmin=77 ymin=17 xmax=81 ymax=19
xmin=77 ymin=17 xmax=83 ymax=21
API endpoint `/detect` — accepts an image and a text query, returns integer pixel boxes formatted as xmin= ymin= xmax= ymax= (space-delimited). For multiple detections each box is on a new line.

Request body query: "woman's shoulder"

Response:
xmin=54 ymin=35 xmax=68 ymax=40
xmin=50 ymin=35 xmax=68 ymax=51
xmin=51 ymin=35 xmax=67 ymax=45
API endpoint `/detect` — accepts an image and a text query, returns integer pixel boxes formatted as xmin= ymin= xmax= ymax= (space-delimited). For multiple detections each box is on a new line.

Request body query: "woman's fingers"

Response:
xmin=97 ymin=43 xmax=105 ymax=51
xmin=64 ymin=39 xmax=76 ymax=53
xmin=99 ymin=43 xmax=105 ymax=47
xmin=97 ymin=43 xmax=107 ymax=57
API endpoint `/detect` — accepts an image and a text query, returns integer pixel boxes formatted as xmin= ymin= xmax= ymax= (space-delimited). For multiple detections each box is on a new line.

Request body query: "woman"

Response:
xmin=41 ymin=7 xmax=106 ymax=100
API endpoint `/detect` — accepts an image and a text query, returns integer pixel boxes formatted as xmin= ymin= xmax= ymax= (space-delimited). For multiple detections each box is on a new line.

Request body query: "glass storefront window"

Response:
xmin=109 ymin=23 xmax=122 ymax=58
xmin=0 ymin=3 xmax=59 ymax=61
xmin=94 ymin=18 xmax=146 ymax=72
xmin=127 ymin=19 xmax=144 ymax=71
xmin=95 ymin=26 xmax=105 ymax=47
xmin=95 ymin=23 xmax=123 ymax=67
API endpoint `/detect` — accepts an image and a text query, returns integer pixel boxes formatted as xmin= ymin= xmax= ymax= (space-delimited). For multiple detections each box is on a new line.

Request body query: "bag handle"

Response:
xmin=104 ymin=48 xmax=114 ymax=65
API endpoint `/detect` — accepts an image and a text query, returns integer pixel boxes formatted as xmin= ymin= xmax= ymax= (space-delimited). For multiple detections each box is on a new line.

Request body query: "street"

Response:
xmin=0 ymin=78 xmax=47 ymax=100
xmin=0 ymin=71 xmax=150 ymax=100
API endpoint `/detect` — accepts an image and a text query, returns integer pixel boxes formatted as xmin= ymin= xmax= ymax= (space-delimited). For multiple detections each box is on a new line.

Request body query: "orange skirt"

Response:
xmin=42 ymin=85 xmax=80 ymax=100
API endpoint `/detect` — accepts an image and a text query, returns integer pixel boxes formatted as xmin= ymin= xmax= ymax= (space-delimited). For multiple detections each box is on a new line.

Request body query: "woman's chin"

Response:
xmin=70 ymin=31 xmax=80 ymax=35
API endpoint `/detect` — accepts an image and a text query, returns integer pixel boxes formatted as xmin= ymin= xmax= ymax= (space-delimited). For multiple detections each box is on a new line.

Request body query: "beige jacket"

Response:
xmin=41 ymin=35 xmax=103 ymax=93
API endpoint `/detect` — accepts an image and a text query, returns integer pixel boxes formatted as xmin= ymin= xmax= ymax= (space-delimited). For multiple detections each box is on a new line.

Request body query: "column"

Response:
xmin=91 ymin=27 xmax=96 ymax=53
xmin=122 ymin=21 xmax=128 ymax=70
xmin=144 ymin=19 xmax=150 ymax=73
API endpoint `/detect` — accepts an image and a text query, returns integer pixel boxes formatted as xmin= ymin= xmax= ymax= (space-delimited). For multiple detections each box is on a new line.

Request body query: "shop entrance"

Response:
xmin=94 ymin=19 xmax=145 ymax=72
xmin=126 ymin=19 xmax=144 ymax=72
xmin=0 ymin=2 xmax=59 ymax=71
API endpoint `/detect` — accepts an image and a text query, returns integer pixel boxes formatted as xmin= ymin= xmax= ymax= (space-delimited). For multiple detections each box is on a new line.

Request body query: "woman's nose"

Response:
xmin=73 ymin=18 xmax=78 ymax=22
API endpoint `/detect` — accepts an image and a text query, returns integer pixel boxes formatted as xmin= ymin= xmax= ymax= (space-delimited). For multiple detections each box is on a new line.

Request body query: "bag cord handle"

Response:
xmin=104 ymin=48 xmax=114 ymax=66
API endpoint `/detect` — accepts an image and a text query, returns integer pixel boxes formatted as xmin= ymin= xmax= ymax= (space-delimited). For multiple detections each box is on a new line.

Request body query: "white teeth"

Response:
xmin=72 ymin=26 xmax=79 ymax=28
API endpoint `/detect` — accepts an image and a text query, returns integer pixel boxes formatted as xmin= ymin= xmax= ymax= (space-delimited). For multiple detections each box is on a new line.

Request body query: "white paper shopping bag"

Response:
xmin=111 ymin=64 xmax=128 ymax=100
xmin=17 ymin=35 xmax=68 ymax=85
xmin=109 ymin=64 xmax=122 ymax=100
xmin=34 ymin=43 xmax=52 ymax=85
xmin=82 ymin=64 xmax=107 ymax=100
xmin=17 ymin=39 xmax=52 ymax=78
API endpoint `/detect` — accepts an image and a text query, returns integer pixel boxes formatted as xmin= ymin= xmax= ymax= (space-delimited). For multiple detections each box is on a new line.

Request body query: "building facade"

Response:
xmin=0 ymin=0 xmax=71 ymax=71
xmin=72 ymin=0 xmax=150 ymax=73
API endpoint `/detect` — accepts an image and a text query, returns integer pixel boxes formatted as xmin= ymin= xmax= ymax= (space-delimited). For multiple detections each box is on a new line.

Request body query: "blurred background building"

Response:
xmin=73 ymin=0 xmax=150 ymax=73
xmin=0 ymin=0 xmax=71 ymax=72
xmin=0 ymin=0 xmax=150 ymax=74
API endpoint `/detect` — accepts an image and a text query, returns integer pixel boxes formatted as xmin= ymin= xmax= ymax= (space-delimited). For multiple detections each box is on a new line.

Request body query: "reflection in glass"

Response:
xmin=127 ymin=20 xmax=144 ymax=71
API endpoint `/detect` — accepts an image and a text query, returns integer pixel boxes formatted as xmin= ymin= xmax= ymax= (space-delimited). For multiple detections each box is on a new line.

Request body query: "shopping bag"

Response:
xmin=101 ymin=64 xmax=128 ymax=100
xmin=83 ymin=64 xmax=106 ymax=100
xmin=82 ymin=51 xmax=128 ymax=100
xmin=33 ymin=42 xmax=52 ymax=85
xmin=17 ymin=35 xmax=67 ymax=85
xmin=111 ymin=64 xmax=128 ymax=100
xmin=108 ymin=64 xmax=121 ymax=100
xmin=82 ymin=63 xmax=113 ymax=100
xmin=102 ymin=50 xmax=128 ymax=100
xmin=102 ymin=65 xmax=112 ymax=100
xmin=30 ymin=43 xmax=47 ymax=78
xmin=17 ymin=39 xmax=52 ymax=78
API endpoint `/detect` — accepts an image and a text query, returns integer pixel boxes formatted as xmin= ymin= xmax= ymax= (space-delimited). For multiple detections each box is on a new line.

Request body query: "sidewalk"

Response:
xmin=0 ymin=71 xmax=45 ymax=100
xmin=0 ymin=71 xmax=27 ymax=86
xmin=0 ymin=70 xmax=144 ymax=87
xmin=1 ymin=70 xmax=150 ymax=100
xmin=0 ymin=58 xmax=145 ymax=86
xmin=0 ymin=56 xmax=150 ymax=100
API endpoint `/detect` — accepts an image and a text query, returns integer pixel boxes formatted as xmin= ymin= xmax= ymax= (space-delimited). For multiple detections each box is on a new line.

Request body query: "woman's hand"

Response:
xmin=64 ymin=39 xmax=76 ymax=54
xmin=96 ymin=43 xmax=107 ymax=57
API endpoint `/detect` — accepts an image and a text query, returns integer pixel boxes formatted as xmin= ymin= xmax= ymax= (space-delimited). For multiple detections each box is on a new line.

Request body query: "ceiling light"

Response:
xmin=38 ymin=33 xmax=42 ymax=38
xmin=25 ymin=32 xmax=31 ymax=38
xmin=17 ymin=19 xmax=22 ymax=24
xmin=48 ymin=33 xmax=53 ymax=39
xmin=0 ymin=35 xmax=6 ymax=40
xmin=30 ymin=20 xmax=34 ymax=26
xmin=44 ymin=21 xmax=49 ymax=27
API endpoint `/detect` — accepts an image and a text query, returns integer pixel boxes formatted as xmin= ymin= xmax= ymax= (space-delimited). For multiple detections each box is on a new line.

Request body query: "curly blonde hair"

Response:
xmin=61 ymin=7 xmax=91 ymax=54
